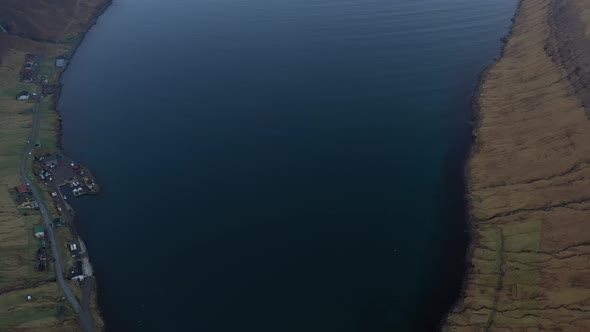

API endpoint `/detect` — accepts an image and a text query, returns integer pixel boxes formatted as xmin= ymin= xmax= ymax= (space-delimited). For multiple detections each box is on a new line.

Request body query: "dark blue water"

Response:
xmin=58 ymin=0 xmax=517 ymax=330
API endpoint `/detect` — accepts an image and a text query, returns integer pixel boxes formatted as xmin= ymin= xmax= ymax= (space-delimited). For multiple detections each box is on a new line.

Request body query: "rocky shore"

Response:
xmin=445 ymin=0 xmax=590 ymax=330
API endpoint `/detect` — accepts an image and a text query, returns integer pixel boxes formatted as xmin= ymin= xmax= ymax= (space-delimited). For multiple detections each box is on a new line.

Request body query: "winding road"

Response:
xmin=20 ymin=61 xmax=95 ymax=332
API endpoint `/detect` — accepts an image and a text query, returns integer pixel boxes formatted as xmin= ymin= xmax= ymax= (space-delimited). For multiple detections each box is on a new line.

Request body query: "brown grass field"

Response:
xmin=445 ymin=0 xmax=590 ymax=330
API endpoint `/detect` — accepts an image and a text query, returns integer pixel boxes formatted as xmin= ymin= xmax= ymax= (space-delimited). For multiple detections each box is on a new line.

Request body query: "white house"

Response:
xmin=16 ymin=91 xmax=29 ymax=100
xmin=34 ymin=225 xmax=44 ymax=239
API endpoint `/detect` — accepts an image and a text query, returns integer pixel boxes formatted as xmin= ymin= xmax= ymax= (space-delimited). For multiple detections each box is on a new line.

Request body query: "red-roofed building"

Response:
xmin=25 ymin=54 xmax=36 ymax=64
xmin=15 ymin=184 xmax=29 ymax=196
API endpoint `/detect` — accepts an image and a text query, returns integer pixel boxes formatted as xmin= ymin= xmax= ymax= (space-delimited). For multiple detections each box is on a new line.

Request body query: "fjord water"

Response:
xmin=59 ymin=0 xmax=517 ymax=330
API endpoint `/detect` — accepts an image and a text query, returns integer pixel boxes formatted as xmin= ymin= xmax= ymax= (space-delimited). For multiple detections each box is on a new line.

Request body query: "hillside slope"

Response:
xmin=445 ymin=0 xmax=590 ymax=330
xmin=0 ymin=0 xmax=109 ymax=330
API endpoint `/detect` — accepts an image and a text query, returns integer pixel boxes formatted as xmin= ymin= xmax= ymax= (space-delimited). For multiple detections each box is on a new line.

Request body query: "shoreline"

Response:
xmin=13 ymin=0 xmax=543 ymax=330
xmin=0 ymin=0 xmax=116 ymax=327
xmin=48 ymin=1 xmax=525 ymax=330
xmin=440 ymin=0 xmax=525 ymax=327
xmin=445 ymin=0 xmax=590 ymax=329
xmin=51 ymin=1 xmax=115 ymax=329
xmin=23 ymin=0 xmax=115 ymax=329
xmin=55 ymin=0 xmax=114 ymax=151
xmin=40 ymin=0 xmax=536 ymax=329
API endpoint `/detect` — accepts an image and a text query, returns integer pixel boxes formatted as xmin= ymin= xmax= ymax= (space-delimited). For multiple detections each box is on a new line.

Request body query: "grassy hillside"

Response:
xmin=445 ymin=0 xmax=590 ymax=330
xmin=0 ymin=0 xmax=109 ymax=330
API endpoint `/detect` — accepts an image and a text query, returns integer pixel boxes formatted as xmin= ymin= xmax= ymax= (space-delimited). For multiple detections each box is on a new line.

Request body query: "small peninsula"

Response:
xmin=0 ymin=0 xmax=110 ymax=331
xmin=446 ymin=0 xmax=590 ymax=330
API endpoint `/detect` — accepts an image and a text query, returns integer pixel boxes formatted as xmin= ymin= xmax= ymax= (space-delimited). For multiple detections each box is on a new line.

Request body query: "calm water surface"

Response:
xmin=59 ymin=0 xmax=517 ymax=330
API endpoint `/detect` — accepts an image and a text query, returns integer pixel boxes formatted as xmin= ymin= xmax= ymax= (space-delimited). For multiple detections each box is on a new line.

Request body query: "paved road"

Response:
xmin=20 ymin=61 xmax=95 ymax=332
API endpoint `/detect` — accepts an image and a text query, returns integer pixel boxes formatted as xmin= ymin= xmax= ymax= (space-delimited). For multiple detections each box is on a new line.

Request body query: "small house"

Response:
xmin=34 ymin=225 xmax=45 ymax=239
xmin=15 ymin=183 xmax=29 ymax=196
xmin=55 ymin=58 xmax=66 ymax=68
xmin=70 ymin=260 xmax=84 ymax=281
xmin=16 ymin=91 xmax=29 ymax=100
xmin=69 ymin=243 xmax=79 ymax=257
xmin=19 ymin=69 xmax=34 ymax=82
xmin=25 ymin=54 xmax=36 ymax=64
xmin=16 ymin=196 xmax=29 ymax=207
xmin=17 ymin=198 xmax=38 ymax=209
xmin=37 ymin=248 xmax=47 ymax=261
xmin=36 ymin=261 xmax=46 ymax=271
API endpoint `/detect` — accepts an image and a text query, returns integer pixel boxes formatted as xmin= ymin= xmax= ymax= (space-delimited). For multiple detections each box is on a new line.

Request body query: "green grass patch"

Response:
xmin=36 ymin=98 xmax=59 ymax=155
xmin=38 ymin=59 xmax=54 ymax=79
xmin=0 ymin=306 xmax=56 ymax=327
xmin=0 ymin=82 xmax=35 ymax=99
xmin=55 ymin=230 xmax=73 ymax=276
xmin=0 ymin=132 xmax=28 ymax=178
xmin=18 ymin=108 xmax=35 ymax=115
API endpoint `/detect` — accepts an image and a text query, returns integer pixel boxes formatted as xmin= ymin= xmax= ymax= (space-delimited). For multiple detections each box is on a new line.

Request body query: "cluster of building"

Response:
xmin=32 ymin=218 xmax=64 ymax=272
xmin=37 ymin=155 xmax=59 ymax=184
xmin=19 ymin=54 xmax=38 ymax=83
xmin=43 ymin=155 xmax=58 ymax=168
xmin=14 ymin=185 xmax=49 ymax=271
xmin=35 ymin=154 xmax=99 ymax=198
xmin=70 ymin=180 xmax=85 ymax=197
xmin=35 ymin=155 xmax=67 ymax=186
xmin=70 ymin=260 xmax=85 ymax=281
xmin=15 ymin=54 xmax=39 ymax=100
xmin=25 ymin=153 xmax=98 ymax=279
xmin=14 ymin=184 xmax=39 ymax=209
xmin=67 ymin=240 xmax=92 ymax=281
xmin=40 ymin=168 xmax=53 ymax=182
xmin=33 ymin=225 xmax=47 ymax=271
